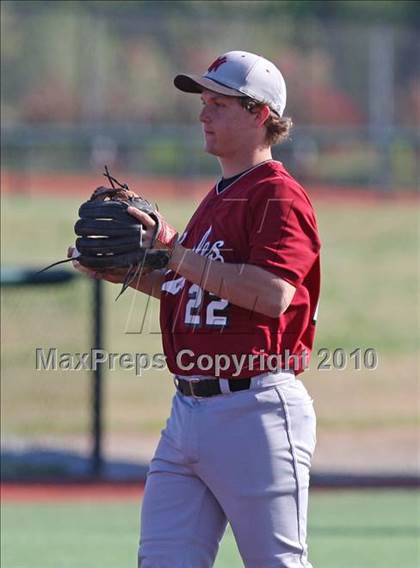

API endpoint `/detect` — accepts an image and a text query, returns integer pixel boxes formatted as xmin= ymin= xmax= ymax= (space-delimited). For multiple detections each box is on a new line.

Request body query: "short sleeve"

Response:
xmin=247 ymin=182 xmax=321 ymax=286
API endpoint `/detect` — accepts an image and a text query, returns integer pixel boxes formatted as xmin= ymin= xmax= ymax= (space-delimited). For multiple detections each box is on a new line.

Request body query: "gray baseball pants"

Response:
xmin=138 ymin=371 xmax=316 ymax=567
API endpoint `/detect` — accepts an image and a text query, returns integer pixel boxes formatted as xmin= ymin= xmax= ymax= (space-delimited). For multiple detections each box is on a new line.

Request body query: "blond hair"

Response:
xmin=239 ymin=97 xmax=292 ymax=146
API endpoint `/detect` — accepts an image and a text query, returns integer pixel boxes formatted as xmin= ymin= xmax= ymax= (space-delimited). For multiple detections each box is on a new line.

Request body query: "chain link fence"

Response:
xmin=2 ymin=1 xmax=419 ymax=191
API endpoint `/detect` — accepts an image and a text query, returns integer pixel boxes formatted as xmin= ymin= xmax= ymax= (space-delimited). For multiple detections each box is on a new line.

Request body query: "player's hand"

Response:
xmin=126 ymin=208 xmax=156 ymax=248
xmin=67 ymin=245 xmax=120 ymax=283
xmin=67 ymin=245 xmax=95 ymax=277
xmin=67 ymin=245 xmax=151 ymax=284
xmin=67 ymin=245 xmax=98 ymax=278
xmin=127 ymin=207 xmax=178 ymax=251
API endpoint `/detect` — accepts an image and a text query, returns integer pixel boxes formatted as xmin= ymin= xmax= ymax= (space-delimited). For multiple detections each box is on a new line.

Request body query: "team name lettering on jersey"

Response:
xmin=161 ymin=226 xmax=226 ymax=295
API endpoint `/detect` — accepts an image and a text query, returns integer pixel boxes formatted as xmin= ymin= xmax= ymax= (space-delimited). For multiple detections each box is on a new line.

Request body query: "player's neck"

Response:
xmin=218 ymin=147 xmax=273 ymax=178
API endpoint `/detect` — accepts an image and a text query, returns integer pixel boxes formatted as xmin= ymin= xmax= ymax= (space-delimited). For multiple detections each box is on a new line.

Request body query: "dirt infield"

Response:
xmin=1 ymin=482 xmax=144 ymax=502
xmin=2 ymin=169 xmax=418 ymax=203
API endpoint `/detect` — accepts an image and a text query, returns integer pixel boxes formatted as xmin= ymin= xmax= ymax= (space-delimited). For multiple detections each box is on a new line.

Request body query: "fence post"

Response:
xmin=92 ymin=278 xmax=104 ymax=476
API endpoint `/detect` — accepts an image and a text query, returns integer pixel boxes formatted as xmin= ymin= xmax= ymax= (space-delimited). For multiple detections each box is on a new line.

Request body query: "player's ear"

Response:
xmin=254 ymin=104 xmax=271 ymax=128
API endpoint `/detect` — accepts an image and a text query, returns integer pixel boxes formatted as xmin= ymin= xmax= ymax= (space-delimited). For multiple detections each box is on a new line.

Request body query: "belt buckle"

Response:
xmin=188 ymin=378 xmax=202 ymax=398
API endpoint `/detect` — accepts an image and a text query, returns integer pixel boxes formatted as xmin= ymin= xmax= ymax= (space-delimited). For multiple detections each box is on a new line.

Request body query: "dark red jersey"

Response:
xmin=160 ymin=160 xmax=321 ymax=378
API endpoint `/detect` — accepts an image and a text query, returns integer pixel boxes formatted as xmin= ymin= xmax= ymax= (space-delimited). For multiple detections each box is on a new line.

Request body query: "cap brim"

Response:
xmin=174 ymin=74 xmax=243 ymax=97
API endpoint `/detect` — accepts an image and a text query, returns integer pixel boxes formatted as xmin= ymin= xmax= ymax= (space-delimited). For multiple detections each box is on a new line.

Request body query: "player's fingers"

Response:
xmin=127 ymin=207 xmax=156 ymax=229
xmin=68 ymin=245 xmax=81 ymax=260
xmin=103 ymin=268 xmax=128 ymax=283
xmin=72 ymin=259 xmax=97 ymax=279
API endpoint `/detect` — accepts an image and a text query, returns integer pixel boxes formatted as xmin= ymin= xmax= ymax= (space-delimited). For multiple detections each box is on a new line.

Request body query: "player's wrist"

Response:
xmin=155 ymin=215 xmax=179 ymax=251
xmin=167 ymin=243 xmax=188 ymax=271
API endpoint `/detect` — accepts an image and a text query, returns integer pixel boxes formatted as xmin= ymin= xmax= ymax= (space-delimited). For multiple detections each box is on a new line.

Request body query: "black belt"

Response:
xmin=175 ymin=377 xmax=251 ymax=398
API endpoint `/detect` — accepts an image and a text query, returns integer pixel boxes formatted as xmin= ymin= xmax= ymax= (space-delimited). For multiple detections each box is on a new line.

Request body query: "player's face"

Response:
xmin=199 ymin=90 xmax=261 ymax=158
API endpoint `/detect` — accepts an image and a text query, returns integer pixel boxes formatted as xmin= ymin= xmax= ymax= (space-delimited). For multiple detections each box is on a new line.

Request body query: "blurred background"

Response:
xmin=2 ymin=0 xmax=419 ymax=487
xmin=2 ymin=2 xmax=419 ymax=567
xmin=2 ymin=0 xmax=420 ymax=190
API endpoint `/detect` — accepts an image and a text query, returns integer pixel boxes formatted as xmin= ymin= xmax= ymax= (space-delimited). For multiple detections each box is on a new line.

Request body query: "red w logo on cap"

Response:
xmin=207 ymin=56 xmax=227 ymax=73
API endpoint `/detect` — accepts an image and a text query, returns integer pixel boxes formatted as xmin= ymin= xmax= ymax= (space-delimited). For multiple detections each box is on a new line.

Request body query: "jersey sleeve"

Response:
xmin=247 ymin=181 xmax=321 ymax=286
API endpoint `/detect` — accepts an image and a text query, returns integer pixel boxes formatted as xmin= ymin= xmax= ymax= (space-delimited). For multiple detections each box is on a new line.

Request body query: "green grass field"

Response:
xmin=2 ymin=490 xmax=419 ymax=568
xmin=1 ymin=195 xmax=419 ymax=474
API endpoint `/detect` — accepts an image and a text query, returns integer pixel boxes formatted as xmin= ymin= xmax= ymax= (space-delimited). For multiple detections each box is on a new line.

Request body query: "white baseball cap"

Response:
xmin=174 ymin=50 xmax=287 ymax=116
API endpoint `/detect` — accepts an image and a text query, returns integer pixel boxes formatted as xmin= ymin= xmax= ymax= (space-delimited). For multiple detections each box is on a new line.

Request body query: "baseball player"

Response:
xmin=74 ymin=50 xmax=321 ymax=568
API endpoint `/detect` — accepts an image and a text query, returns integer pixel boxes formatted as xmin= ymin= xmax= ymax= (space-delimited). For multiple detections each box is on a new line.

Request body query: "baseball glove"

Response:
xmin=40 ymin=166 xmax=178 ymax=298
